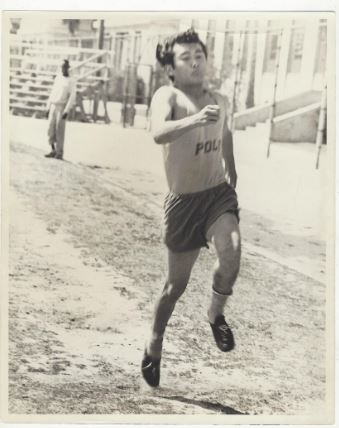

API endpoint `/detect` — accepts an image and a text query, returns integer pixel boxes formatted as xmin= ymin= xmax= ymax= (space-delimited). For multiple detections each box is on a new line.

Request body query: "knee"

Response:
xmin=213 ymin=268 xmax=237 ymax=295
xmin=229 ymin=229 xmax=241 ymax=253
xmin=161 ymin=278 xmax=188 ymax=303
xmin=214 ymin=229 xmax=241 ymax=256
xmin=213 ymin=255 xmax=240 ymax=295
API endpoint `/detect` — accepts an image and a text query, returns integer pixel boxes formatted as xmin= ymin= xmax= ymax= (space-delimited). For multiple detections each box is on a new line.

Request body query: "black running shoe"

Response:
xmin=55 ymin=154 xmax=63 ymax=160
xmin=209 ymin=315 xmax=235 ymax=352
xmin=45 ymin=151 xmax=56 ymax=158
xmin=141 ymin=350 xmax=160 ymax=387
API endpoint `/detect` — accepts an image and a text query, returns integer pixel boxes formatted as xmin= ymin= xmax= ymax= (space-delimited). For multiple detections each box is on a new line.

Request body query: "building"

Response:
xmin=8 ymin=14 xmax=328 ymax=139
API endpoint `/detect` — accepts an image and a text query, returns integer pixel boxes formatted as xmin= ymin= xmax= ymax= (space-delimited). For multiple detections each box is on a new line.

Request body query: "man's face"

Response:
xmin=61 ymin=62 xmax=70 ymax=76
xmin=171 ymin=42 xmax=207 ymax=85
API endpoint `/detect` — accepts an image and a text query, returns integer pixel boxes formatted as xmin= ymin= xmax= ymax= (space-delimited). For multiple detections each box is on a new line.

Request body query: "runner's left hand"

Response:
xmin=62 ymin=112 xmax=68 ymax=120
xmin=226 ymin=169 xmax=237 ymax=188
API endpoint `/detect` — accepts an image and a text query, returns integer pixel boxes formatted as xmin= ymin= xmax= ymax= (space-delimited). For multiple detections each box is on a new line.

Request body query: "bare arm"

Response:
xmin=64 ymin=78 xmax=77 ymax=114
xmin=150 ymin=87 xmax=220 ymax=144
xmin=46 ymin=78 xmax=56 ymax=112
xmin=221 ymin=98 xmax=237 ymax=188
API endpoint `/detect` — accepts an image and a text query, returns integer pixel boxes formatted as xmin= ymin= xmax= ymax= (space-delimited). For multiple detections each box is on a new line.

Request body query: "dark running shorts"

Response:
xmin=164 ymin=181 xmax=239 ymax=253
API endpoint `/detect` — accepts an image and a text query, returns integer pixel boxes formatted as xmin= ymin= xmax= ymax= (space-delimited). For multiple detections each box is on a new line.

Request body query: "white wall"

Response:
xmin=254 ymin=18 xmax=325 ymax=105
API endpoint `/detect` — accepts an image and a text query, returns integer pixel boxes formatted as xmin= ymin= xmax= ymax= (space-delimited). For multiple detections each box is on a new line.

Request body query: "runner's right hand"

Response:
xmin=45 ymin=110 xmax=50 ymax=119
xmin=194 ymin=105 xmax=220 ymax=125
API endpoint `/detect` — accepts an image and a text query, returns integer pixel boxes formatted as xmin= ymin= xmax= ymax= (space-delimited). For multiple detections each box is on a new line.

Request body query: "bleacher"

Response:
xmin=9 ymin=37 xmax=112 ymax=121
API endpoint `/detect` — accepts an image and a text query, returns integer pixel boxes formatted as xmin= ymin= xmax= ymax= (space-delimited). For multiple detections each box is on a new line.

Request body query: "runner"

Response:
xmin=142 ymin=29 xmax=241 ymax=387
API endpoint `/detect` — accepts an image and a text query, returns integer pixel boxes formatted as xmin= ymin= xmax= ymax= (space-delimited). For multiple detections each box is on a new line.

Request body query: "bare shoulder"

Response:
xmin=212 ymin=91 xmax=231 ymax=122
xmin=151 ymin=85 xmax=176 ymax=105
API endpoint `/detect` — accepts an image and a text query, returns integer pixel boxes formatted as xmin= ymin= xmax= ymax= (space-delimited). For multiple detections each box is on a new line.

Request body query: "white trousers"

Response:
xmin=48 ymin=104 xmax=66 ymax=156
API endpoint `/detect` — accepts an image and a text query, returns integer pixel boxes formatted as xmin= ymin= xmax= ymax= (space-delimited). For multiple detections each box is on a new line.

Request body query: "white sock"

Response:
xmin=208 ymin=289 xmax=229 ymax=324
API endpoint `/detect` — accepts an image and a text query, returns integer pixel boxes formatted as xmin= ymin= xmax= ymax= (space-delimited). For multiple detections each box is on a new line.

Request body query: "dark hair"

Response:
xmin=156 ymin=29 xmax=207 ymax=71
xmin=63 ymin=59 xmax=70 ymax=67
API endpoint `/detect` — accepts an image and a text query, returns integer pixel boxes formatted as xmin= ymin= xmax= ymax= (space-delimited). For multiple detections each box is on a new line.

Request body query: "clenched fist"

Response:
xmin=194 ymin=105 xmax=220 ymax=126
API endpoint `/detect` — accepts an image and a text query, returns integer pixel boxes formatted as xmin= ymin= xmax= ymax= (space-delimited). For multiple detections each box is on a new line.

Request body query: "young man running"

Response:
xmin=142 ymin=29 xmax=241 ymax=387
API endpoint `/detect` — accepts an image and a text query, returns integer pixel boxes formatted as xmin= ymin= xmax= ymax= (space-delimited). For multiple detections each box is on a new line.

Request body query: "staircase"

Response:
xmin=9 ymin=37 xmax=112 ymax=120
xmin=234 ymin=116 xmax=326 ymax=169
xmin=233 ymin=90 xmax=322 ymax=144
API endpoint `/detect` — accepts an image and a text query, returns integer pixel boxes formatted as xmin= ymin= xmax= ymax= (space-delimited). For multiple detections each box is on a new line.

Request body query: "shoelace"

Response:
xmin=218 ymin=324 xmax=230 ymax=339
xmin=218 ymin=323 xmax=230 ymax=337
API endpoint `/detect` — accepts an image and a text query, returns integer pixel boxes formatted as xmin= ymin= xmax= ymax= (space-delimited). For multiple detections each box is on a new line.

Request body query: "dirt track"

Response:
xmin=8 ymin=140 xmax=327 ymax=417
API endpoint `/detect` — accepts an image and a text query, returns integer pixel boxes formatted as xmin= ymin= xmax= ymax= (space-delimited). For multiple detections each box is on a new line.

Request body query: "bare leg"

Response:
xmin=147 ymin=248 xmax=200 ymax=359
xmin=206 ymin=213 xmax=241 ymax=322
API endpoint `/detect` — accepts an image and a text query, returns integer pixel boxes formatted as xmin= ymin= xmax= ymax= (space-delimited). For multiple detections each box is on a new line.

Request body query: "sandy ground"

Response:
xmin=6 ymin=116 xmax=329 ymax=418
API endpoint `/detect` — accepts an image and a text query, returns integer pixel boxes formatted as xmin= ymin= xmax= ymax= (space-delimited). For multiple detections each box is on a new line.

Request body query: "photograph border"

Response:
xmin=1 ymin=4 xmax=336 ymax=425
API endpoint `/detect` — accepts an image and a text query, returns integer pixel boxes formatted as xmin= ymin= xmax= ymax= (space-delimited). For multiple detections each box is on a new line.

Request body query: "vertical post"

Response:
xmin=98 ymin=20 xmax=105 ymax=50
xmin=103 ymin=52 xmax=110 ymax=124
xmin=246 ymin=20 xmax=258 ymax=108
xmin=125 ymin=34 xmax=133 ymax=126
xmin=122 ymin=63 xmax=129 ymax=128
xmin=191 ymin=19 xmax=200 ymax=31
xmin=96 ymin=19 xmax=105 ymax=86
xmin=137 ymin=31 xmax=142 ymax=63
xmin=275 ymin=20 xmax=292 ymax=100
xmin=132 ymin=31 xmax=138 ymax=64
xmin=266 ymin=28 xmax=284 ymax=158
xmin=238 ymin=20 xmax=250 ymax=109
xmin=146 ymin=65 xmax=154 ymax=128
xmin=127 ymin=31 xmax=139 ymax=126
xmin=127 ymin=62 xmax=137 ymax=126
xmin=315 ymin=82 xmax=327 ymax=169
xmin=110 ymin=35 xmax=115 ymax=69
xmin=230 ymin=30 xmax=244 ymax=132
xmin=118 ymin=35 xmax=124 ymax=71
xmin=113 ymin=35 xmax=118 ymax=70
xmin=220 ymin=20 xmax=231 ymax=81
xmin=206 ymin=20 xmax=216 ymax=62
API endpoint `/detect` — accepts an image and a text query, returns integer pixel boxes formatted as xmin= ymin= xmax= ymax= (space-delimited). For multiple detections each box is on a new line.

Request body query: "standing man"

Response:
xmin=142 ymin=30 xmax=241 ymax=387
xmin=45 ymin=59 xmax=76 ymax=160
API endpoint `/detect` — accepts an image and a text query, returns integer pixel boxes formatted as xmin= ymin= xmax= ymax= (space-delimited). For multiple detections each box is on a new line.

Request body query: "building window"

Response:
xmin=81 ymin=39 xmax=94 ymax=49
xmin=314 ymin=21 xmax=327 ymax=74
xmin=287 ymin=25 xmax=305 ymax=73
xmin=263 ymin=32 xmax=280 ymax=72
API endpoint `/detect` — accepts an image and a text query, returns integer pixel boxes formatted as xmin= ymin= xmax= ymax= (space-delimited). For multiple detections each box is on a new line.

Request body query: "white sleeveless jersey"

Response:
xmin=162 ymin=92 xmax=226 ymax=194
